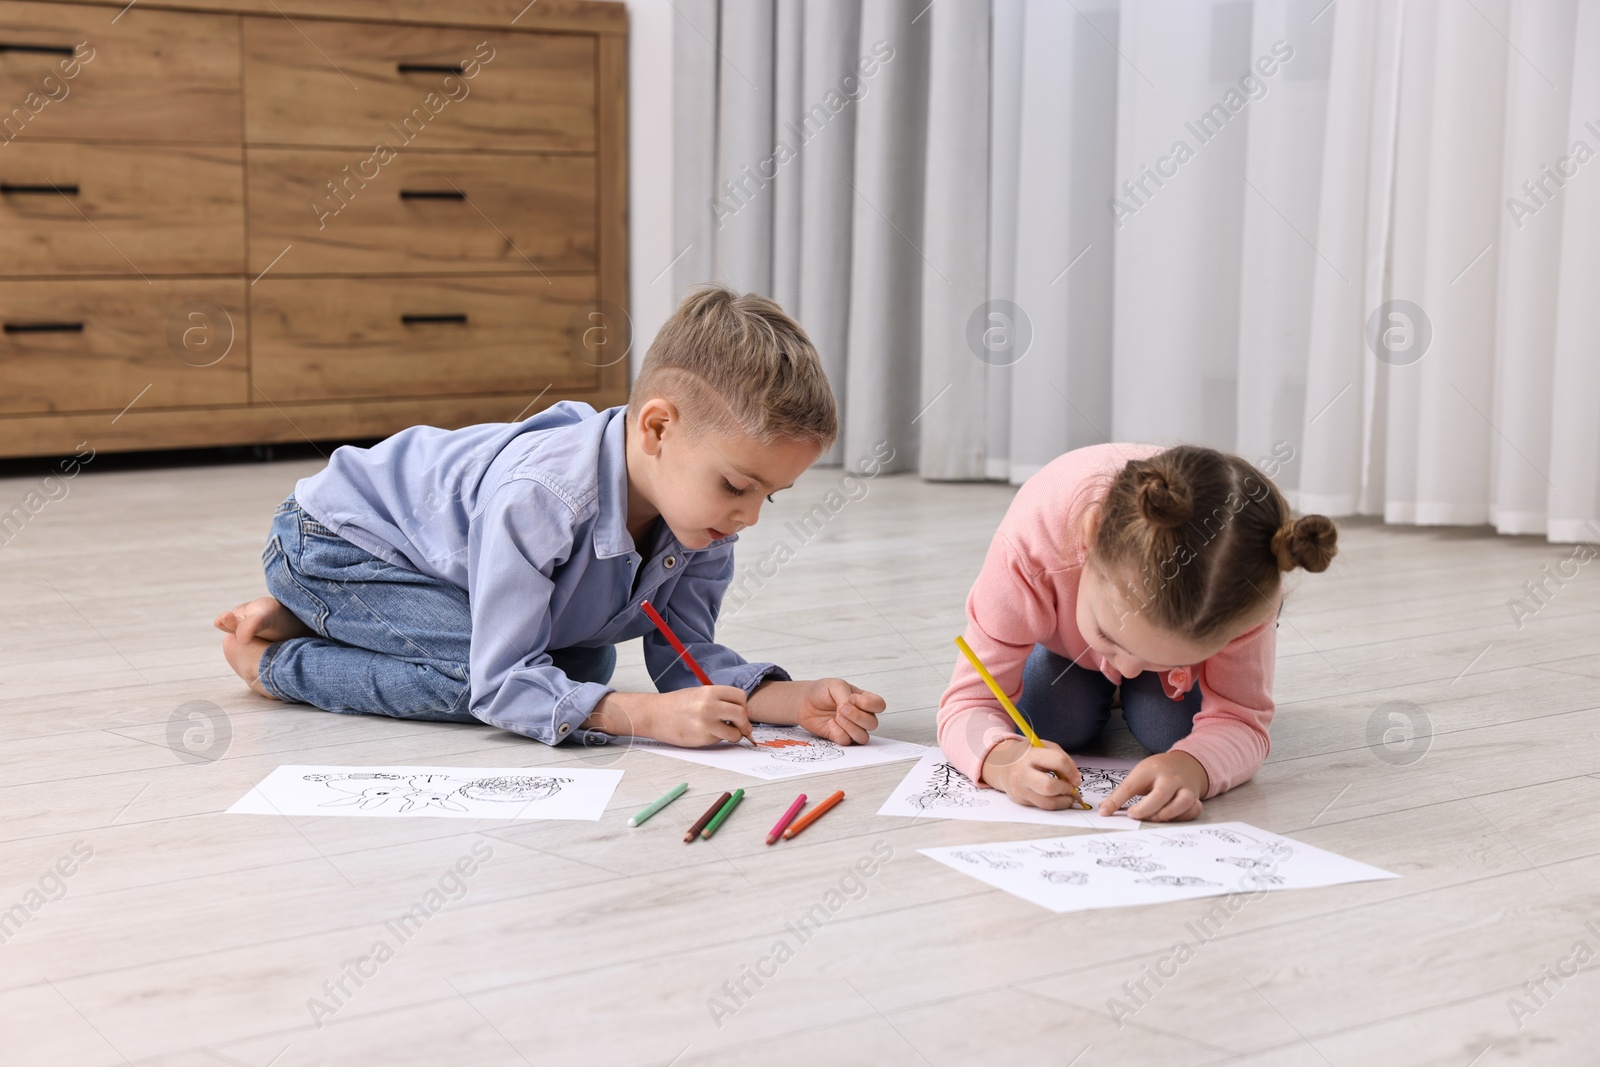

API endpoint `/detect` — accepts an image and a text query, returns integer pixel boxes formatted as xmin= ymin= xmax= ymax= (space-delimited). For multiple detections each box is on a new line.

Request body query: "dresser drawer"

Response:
xmin=0 ymin=280 xmax=247 ymax=414
xmin=246 ymin=149 xmax=593 ymax=274
xmin=241 ymin=17 xmax=594 ymax=152
xmin=0 ymin=1 xmax=240 ymax=143
xmin=0 ymin=142 xmax=244 ymax=276
xmin=251 ymin=275 xmax=602 ymax=402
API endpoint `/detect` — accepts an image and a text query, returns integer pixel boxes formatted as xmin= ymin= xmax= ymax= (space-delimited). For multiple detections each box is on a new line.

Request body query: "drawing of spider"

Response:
xmin=909 ymin=762 xmax=983 ymax=809
xmin=1041 ymin=869 xmax=1089 ymax=885
xmin=951 ymin=849 xmax=1022 ymax=870
xmin=1137 ymin=875 xmax=1220 ymax=887
xmin=1096 ymin=856 xmax=1165 ymax=873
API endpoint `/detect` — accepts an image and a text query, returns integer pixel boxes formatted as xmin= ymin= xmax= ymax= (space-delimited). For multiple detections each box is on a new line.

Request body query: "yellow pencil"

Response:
xmin=954 ymin=635 xmax=1090 ymax=809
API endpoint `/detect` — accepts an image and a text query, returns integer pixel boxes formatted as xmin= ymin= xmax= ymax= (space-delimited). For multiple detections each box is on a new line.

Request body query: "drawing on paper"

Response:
xmin=1137 ymin=875 xmax=1220 ymax=887
xmin=456 ymin=775 xmax=575 ymax=803
xmin=1029 ymin=843 xmax=1077 ymax=860
xmin=1096 ymin=856 xmax=1165 ymax=873
xmin=751 ymin=724 xmax=845 ymax=763
xmin=952 ymin=849 xmax=1022 ymax=870
xmin=304 ymin=771 xmax=573 ymax=813
xmin=917 ymin=820 xmax=1401 ymax=914
xmin=908 ymin=762 xmax=984 ymax=810
xmin=1078 ymin=766 xmax=1131 ymax=796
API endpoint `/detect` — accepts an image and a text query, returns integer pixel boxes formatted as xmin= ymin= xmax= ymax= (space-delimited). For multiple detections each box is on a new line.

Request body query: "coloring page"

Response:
xmin=876 ymin=750 xmax=1142 ymax=831
xmin=616 ymin=722 xmax=926 ymax=781
xmin=227 ymin=765 xmax=623 ymax=821
xmin=918 ymin=821 xmax=1397 ymax=913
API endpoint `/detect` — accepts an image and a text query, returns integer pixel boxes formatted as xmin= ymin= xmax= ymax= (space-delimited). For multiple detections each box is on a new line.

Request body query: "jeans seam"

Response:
xmin=264 ymin=534 xmax=331 ymax=637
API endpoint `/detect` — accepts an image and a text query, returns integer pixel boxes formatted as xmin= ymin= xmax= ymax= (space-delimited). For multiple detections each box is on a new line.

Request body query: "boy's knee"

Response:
xmin=409 ymin=663 xmax=475 ymax=722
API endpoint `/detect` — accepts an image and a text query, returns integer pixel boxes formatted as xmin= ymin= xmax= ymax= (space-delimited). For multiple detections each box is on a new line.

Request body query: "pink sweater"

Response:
xmin=937 ymin=443 xmax=1277 ymax=799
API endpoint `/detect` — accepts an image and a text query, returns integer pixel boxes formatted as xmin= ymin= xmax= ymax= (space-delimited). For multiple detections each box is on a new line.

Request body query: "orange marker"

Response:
xmin=782 ymin=790 xmax=844 ymax=840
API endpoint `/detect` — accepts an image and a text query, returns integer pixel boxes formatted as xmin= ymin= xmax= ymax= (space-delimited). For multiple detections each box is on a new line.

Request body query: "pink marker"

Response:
xmin=766 ymin=794 xmax=807 ymax=845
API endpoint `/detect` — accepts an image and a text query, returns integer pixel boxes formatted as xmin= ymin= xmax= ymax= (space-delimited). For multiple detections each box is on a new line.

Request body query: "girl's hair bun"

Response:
xmin=1271 ymin=514 xmax=1338 ymax=573
xmin=1133 ymin=462 xmax=1193 ymax=529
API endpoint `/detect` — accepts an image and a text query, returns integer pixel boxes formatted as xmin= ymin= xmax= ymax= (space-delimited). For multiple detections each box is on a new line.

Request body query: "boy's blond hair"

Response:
xmin=628 ymin=286 xmax=838 ymax=448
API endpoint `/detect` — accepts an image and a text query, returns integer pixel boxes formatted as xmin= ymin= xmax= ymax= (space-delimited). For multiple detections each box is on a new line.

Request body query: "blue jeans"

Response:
xmin=1015 ymin=644 xmax=1201 ymax=753
xmin=257 ymin=497 xmax=616 ymax=721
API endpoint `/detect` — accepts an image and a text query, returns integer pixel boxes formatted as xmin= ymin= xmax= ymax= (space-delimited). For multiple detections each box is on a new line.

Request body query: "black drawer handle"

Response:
xmin=0 ymin=43 xmax=77 ymax=56
xmin=399 ymin=189 xmax=465 ymax=200
xmin=4 ymin=322 xmax=84 ymax=333
xmin=1 ymin=182 xmax=79 ymax=195
xmin=401 ymin=314 xmax=468 ymax=325
xmin=397 ymin=62 xmax=464 ymax=74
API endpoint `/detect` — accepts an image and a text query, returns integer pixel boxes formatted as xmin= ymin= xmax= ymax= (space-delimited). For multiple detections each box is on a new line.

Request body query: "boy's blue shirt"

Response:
xmin=293 ymin=401 xmax=788 ymax=745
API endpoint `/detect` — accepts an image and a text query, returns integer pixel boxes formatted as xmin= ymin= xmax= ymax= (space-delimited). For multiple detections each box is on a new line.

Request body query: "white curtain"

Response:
xmin=670 ymin=0 xmax=1600 ymax=543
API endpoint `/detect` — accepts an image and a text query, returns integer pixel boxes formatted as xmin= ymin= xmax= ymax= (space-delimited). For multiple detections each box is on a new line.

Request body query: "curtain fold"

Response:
xmin=670 ymin=0 xmax=1600 ymax=542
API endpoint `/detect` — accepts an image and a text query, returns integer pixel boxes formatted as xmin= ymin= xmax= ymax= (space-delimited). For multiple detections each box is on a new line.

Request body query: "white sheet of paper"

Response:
xmin=877 ymin=750 xmax=1142 ymax=830
xmin=919 ymin=821 xmax=1398 ymax=913
xmin=615 ymin=723 xmax=926 ymax=780
xmin=227 ymin=765 xmax=623 ymax=821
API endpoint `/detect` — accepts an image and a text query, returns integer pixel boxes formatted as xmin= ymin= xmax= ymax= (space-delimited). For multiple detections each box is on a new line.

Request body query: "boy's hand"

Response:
xmin=739 ymin=678 xmax=884 ymax=744
xmin=792 ymin=678 xmax=884 ymax=745
xmin=981 ymin=737 xmax=1084 ymax=809
xmin=1100 ymin=750 xmax=1208 ymax=822
xmin=625 ymin=686 xmax=754 ymax=748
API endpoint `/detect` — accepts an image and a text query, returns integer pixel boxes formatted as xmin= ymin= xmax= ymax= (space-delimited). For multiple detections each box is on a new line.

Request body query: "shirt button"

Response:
xmin=557 ymin=722 xmax=571 ymax=736
xmin=664 ymin=555 xmax=677 ymax=570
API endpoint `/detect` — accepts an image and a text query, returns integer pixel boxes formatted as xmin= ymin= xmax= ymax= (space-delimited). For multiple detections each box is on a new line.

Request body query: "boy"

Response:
xmin=216 ymin=287 xmax=885 ymax=748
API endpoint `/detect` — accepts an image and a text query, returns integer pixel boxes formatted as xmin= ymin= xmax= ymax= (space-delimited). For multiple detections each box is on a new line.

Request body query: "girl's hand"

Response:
xmin=1100 ymin=750 xmax=1209 ymax=822
xmin=981 ymin=737 xmax=1084 ymax=809
xmin=794 ymin=678 xmax=885 ymax=745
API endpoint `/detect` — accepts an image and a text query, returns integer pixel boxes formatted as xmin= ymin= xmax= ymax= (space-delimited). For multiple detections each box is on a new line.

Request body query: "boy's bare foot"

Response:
xmin=221 ymin=631 xmax=277 ymax=699
xmin=214 ymin=596 xmax=311 ymax=644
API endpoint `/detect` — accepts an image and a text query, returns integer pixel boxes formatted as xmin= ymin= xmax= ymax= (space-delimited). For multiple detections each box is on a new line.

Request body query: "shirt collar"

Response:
xmin=593 ymin=407 xmax=635 ymax=559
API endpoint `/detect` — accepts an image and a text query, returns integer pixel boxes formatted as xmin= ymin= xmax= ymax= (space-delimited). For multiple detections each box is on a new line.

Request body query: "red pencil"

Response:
xmin=782 ymin=790 xmax=844 ymax=840
xmin=766 ymin=793 xmax=807 ymax=845
xmin=641 ymin=600 xmax=714 ymax=686
xmin=640 ymin=599 xmax=754 ymax=747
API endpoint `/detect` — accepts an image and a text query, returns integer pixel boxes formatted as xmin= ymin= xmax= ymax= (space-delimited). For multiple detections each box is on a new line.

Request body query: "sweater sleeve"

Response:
xmin=1168 ymin=617 xmax=1277 ymax=798
xmin=937 ymin=532 xmax=1058 ymax=787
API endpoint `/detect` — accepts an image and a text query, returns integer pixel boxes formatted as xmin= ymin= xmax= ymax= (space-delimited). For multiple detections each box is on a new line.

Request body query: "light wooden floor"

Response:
xmin=3 ymin=454 xmax=1598 ymax=1066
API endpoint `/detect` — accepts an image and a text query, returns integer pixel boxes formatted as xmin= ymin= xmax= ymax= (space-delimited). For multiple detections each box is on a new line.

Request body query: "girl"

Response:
xmin=937 ymin=443 xmax=1337 ymax=823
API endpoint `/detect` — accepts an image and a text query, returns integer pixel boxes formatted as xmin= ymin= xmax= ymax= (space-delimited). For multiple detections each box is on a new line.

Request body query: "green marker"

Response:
xmin=700 ymin=788 xmax=745 ymax=840
xmin=628 ymin=782 xmax=688 ymax=827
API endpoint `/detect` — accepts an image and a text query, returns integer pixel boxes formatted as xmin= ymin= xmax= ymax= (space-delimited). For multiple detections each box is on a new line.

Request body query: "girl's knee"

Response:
xmin=1121 ymin=689 xmax=1199 ymax=753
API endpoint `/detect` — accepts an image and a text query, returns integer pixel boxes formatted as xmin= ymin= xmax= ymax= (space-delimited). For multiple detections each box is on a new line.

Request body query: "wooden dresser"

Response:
xmin=0 ymin=0 xmax=627 ymax=458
